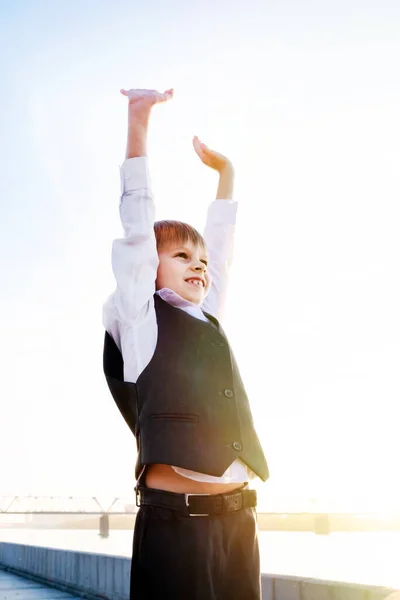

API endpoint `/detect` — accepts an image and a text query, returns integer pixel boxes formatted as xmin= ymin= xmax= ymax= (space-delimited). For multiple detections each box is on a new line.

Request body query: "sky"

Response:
xmin=1 ymin=0 xmax=400 ymax=511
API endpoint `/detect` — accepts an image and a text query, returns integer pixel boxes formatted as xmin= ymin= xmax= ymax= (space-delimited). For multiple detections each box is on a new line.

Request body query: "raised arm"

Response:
xmin=123 ymin=88 xmax=173 ymax=158
xmin=103 ymin=89 xmax=173 ymax=341
xmin=193 ymin=136 xmax=235 ymax=199
xmin=193 ymin=137 xmax=237 ymax=321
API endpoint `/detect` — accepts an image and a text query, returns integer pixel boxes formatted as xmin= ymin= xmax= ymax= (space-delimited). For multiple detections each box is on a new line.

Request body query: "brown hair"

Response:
xmin=154 ymin=220 xmax=207 ymax=252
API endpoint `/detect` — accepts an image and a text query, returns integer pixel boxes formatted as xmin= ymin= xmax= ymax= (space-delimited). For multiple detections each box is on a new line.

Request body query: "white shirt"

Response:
xmin=103 ymin=157 xmax=252 ymax=483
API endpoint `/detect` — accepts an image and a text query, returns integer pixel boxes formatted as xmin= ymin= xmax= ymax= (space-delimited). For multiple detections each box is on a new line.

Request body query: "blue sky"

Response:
xmin=1 ymin=0 xmax=400 ymax=509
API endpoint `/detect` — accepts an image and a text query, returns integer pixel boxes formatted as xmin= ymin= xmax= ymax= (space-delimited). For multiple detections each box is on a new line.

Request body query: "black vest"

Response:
xmin=103 ymin=295 xmax=269 ymax=481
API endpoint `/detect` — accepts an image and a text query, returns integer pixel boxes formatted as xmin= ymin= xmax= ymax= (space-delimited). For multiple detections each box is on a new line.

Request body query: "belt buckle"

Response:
xmin=185 ymin=493 xmax=210 ymax=517
xmin=135 ymin=488 xmax=141 ymax=508
xmin=223 ymin=491 xmax=243 ymax=512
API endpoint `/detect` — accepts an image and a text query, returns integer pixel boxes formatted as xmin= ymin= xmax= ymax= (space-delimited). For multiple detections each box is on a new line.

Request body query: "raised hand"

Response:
xmin=122 ymin=88 xmax=174 ymax=159
xmin=192 ymin=136 xmax=233 ymax=174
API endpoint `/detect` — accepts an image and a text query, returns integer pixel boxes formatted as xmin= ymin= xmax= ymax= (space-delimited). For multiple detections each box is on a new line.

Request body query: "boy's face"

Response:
xmin=156 ymin=239 xmax=210 ymax=305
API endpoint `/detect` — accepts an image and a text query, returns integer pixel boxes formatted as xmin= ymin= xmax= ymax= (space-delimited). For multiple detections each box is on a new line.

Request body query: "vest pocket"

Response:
xmin=149 ymin=413 xmax=199 ymax=423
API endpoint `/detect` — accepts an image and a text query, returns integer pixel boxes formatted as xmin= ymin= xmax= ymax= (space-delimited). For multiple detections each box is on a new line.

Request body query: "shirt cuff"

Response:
xmin=207 ymin=199 xmax=238 ymax=226
xmin=120 ymin=157 xmax=151 ymax=195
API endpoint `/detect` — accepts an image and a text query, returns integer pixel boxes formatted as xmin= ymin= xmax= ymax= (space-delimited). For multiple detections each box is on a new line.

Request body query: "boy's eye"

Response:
xmin=174 ymin=252 xmax=208 ymax=266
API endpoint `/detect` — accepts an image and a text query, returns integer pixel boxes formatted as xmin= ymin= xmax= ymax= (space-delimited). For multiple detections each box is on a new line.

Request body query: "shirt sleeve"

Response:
xmin=202 ymin=199 xmax=238 ymax=321
xmin=103 ymin=157 xmax=159 ymax=337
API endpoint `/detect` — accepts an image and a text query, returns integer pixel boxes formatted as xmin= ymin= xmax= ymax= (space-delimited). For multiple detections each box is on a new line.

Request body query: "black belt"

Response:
xmin=136 ymin=485 xmax=257 ymax=516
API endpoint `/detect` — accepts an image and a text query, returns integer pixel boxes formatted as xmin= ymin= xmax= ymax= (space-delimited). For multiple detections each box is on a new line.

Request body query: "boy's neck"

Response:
xmin=156 ymin=287 xmax=200 ymax=308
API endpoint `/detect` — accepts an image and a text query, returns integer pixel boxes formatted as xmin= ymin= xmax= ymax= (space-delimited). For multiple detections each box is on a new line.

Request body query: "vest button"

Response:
xmin=233 ymin=441 xmax=242 ymax=451
xmin=224 ymin=388 xmax=234 ymax=398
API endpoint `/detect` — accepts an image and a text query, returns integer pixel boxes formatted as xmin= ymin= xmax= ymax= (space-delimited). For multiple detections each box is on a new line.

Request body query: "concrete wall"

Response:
xmin=0 ymin=542 xmax=397 ymax=600
xmin=0 ymin=542 xmax=129 ymax=600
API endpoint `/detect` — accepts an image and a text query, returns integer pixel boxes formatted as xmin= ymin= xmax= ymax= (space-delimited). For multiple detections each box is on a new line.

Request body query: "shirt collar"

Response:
xmin=156 ymin=288 xmax=199 ymax=310
xmin=156 ymin=288 xmax=209 ymax=322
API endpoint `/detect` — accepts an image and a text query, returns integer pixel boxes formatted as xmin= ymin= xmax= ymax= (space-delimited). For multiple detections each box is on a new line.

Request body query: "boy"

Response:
xmin=103 ymin=88 xmax=269 ymax=600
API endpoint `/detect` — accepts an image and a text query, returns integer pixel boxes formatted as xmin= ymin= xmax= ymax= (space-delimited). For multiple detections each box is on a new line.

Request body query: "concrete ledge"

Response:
xmin=262 ymin=575 xmax=395 ymax=600
xmin=0 ymin=542 xmax=129 ymax=599
xmin=0 ymin=542 xmax=397 ymax=600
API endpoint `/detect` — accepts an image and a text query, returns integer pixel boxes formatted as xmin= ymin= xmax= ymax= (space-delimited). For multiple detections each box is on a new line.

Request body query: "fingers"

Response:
xmin=192 ymin=135 xmax=200 ymax=152
xmin=162 ymin=88 xmax=174 ymax=101
xmin=193 ymin=136 xmax=208 ymax=152
xmin=120 ymin=88 xmax=174 ymax=104
xmin=192 ymin=136 xmax=206 ymax=159
xmin=196 ymin=137 xmax=212 ymax=153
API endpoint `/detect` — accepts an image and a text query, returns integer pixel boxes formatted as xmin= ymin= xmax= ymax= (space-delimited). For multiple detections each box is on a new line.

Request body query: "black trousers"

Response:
xmin=130 ymin=501 xmax=261 ymax=600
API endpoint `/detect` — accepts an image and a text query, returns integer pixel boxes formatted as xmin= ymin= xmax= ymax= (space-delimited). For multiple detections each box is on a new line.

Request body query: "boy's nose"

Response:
xmin=193 ymin=262 xmax=206 ymax=272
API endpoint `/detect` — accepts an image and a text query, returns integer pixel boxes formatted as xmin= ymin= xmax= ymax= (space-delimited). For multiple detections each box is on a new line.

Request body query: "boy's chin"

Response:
xmin=183 ymin=288 xmax=204 ymax=305
xmin=185 ymin=293 xmax=204 ymax=305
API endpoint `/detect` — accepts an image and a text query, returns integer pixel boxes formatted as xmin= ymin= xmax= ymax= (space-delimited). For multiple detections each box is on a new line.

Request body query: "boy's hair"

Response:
xmin=154 ymin=220 xmax=207 ymax=252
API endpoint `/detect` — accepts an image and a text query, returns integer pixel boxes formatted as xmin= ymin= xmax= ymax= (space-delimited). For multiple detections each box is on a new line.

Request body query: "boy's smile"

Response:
xmin=156 ymin=240 xmax=210 ymax=304
xmin=185 ymin=275 xmax=205 ymax=287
